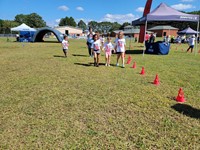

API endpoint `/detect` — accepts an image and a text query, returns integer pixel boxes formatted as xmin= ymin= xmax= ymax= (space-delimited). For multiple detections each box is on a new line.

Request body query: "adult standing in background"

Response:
xmin=86 ymin=27 xmax=94 ymax=57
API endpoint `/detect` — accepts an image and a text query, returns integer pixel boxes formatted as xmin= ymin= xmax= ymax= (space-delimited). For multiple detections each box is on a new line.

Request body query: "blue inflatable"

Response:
xmin=145 ymin=41 xmax=170 ymax=55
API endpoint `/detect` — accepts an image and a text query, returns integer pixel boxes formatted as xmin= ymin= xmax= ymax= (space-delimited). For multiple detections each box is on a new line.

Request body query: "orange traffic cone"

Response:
xmin=153 ymin=74 xmax=160 ymax=85
xmin=176 ymin=88 xmax=185 ymax=103
xmin=140 ymin=67 xmax=145 ymax=75
xmin=126 ymin=55 xmax=131 ymax=64
xmin=132 ymin=62 xmax=136 ymax=69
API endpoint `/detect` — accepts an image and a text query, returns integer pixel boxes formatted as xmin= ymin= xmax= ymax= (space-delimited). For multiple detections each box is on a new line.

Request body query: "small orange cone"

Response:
xmin=132 ymin=62 xmax=136 ymax=69
xmin=126 ymin=55 xmax=131 ymax=64
xmin=198 ymin=50 xmax=200 ymax=53
xmin=140 ymin=67 xmax=145 ymax=75
xmin=153 ymin=74 xmax=160 ymax=85
xmin=176 ymin=88 xmax=185 ymax=103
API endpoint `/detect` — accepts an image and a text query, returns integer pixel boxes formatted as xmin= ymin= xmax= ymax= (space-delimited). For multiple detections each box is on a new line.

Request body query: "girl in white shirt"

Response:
xmin=103 ymin=37 xmax=114 ymax=66
xmin=115 ymin=31 xmax=126 ymax=68
xmin=91 ymin=34 xmax=101 ymax=67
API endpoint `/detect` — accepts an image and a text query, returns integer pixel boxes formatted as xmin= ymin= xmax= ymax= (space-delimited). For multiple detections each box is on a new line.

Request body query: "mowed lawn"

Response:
xmin=0 ymin=37 xmax=200 ymax=149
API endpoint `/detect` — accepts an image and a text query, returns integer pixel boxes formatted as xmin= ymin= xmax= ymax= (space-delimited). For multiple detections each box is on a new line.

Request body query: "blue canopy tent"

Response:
xmin=132 ymin=3 xmax=199 ymax=55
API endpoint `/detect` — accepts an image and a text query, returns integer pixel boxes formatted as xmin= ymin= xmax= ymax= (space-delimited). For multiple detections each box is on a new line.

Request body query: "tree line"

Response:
xmin=0 ymin=11 xmax=199 ymax=34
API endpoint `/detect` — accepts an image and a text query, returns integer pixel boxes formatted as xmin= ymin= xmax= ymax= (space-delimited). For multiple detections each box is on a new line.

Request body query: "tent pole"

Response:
xmin=195 ymin=21 xmax=199 ymax=56
xmin=143 ymin=20 xmax=148 ymax=56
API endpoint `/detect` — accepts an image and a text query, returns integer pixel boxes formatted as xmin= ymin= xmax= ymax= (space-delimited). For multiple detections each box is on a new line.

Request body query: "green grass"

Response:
xmin=0 ymin=37 xmax=200 ymax=149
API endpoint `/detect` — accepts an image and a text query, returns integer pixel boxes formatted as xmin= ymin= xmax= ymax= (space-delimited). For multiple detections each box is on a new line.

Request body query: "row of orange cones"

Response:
xmin=126 ymin=55 xmax=185 ymax=103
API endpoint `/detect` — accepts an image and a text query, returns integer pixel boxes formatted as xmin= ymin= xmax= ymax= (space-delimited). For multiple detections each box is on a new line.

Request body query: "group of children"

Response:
xmin=61 ymin=27 xmax=126 ymax=67
xmin=86 ymin=27 xmax=126 ymax=67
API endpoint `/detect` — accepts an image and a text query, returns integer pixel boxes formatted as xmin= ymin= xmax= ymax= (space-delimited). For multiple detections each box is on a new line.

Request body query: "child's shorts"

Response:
xmin=63 ymin=49 xmax=68 ymax=52
xmin=93 ymin=50 xmax=100 ymax=54
xmin=189 ymin=45 xmax=194 ymax=48
xmin=105 ymin=52 xmax=112 ymax=56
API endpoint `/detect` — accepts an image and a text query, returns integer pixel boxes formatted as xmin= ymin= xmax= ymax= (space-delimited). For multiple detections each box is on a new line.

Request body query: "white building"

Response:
xmin=54 ymin=26 xmax=83 ymax=36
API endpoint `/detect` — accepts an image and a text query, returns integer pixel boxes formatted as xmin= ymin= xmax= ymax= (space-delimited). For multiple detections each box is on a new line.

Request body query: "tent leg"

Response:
xmin=195 ymin=21 xmax=199 ymax=56
xmin=143 ymin=21 xmax=148 ymax=56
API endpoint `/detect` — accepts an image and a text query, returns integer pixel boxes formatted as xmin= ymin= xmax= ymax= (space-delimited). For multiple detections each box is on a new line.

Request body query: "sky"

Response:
xmin=0 ymin=0 xmax=199 ymax=27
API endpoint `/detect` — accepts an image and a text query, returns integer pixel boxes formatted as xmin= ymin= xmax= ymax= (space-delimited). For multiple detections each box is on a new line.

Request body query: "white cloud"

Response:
xmin=58 ymin=5 xmax=69 ymax=11
xmin=76 ymin=6 xmax=84 ymax=11
xmin=55 ymin=19 xmax=61 ymax=23
xmin=101 ymin=13 xmax=138 ymax=24
xmin=136 ymin=7 xmax=144 ymax=12
xmin=181 ymin=0 xmax=194 ymax=2
xmin=171 ymin=3 xmax=194 ymax=10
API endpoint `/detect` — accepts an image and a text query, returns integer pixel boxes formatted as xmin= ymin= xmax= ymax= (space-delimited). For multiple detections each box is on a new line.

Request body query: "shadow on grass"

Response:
xmin=126 ymin=50 xmax=143 ymax=55
xmin=74 ymin=62 xmax=112 ymax=67
xmin=72 ymin=54 xmax=88 ymax=57
xmin=36 ymin=41 xmax=60 ymax=43
xmin=74 ymin=62 xmax=93 ymax=67
xmin=53 ymin=55 xmax=66 ymax=58
xmin=171 ymin=104 xmax=200 ymax=119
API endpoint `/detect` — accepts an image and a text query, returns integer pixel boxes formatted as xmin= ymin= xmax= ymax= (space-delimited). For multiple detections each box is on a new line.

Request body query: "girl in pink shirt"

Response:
xmin=103 ymin=37 xmax=114 ymax=66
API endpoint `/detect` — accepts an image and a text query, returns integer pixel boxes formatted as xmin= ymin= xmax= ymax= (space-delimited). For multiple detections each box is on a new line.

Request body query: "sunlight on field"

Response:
xmin=0 ymin=38 xmax=200 ymax=149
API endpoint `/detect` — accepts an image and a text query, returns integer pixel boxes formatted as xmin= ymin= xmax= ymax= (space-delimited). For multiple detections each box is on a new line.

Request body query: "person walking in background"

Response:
xmin=145 ymin=32 xmax=150 ymax=45
xmin=186 ymin=35 xmax=195 ymax=53
xmin=91 ymin=34 xmax=102 ymax=67
xmin=61 ymin=35 xmax=69 ymax=57
xmin=86 ymin=27 xmax=94 ymax=57
xmin=103 ymin=37 xmax=114 ymax=66
xmin=149 ymin=33 xmax=155 ymax=43
xmin=115 ymin=31 xmax=126 ymax=68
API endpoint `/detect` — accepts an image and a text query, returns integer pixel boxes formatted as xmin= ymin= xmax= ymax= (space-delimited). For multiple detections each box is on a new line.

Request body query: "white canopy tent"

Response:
xmin=11 ymin=23 xmax=36 ymax=31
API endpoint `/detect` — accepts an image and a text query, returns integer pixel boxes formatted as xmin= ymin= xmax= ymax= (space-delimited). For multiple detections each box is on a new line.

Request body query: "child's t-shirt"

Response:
xmin=116 ymin=38 xmax=126 ymax=52
xmin=91 ymin=39 xmax=101 ymax=51
xmin=62 ymin=40 xmax=69 ymax=50
xmin=189 ymin=37 xmax=195 ymax=46
xmin=103 ymin=42 xmax=113 ymax=53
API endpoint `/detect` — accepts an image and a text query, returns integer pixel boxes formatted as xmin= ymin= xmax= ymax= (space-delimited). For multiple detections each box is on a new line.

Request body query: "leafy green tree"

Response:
xmin=88 ymin=21 xmax=98 ymax=31
xmin=14 ymin=13 xmax=46 ymax=28
xmin=59 ymin=16 xmax=76 ymax=27
xmin=14 ymin=14 xmax=27 ymax=24
xmin=69 ymin=17 xmax=76 ymax=27
xmin=26 ymin=13 xmax=46 ymax=28
xmin=120 ymin=22 xmax=131 ymax=30
xmin=78 ymin=20 xmax=87 ymax=30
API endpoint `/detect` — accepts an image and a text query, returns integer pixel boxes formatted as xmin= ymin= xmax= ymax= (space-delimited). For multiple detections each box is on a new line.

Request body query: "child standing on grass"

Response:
xmin=115 ymin=31 xmax=126 ymax=68
xmin=186 ymin=35 xmax=195 ymax=53
xmin=103 ymin=37 xmax=114 ymax=66
xmin=91 ymin=34 xmax=101 ymax=67
xmin=61 ymin=35 xmax=69 ymax=57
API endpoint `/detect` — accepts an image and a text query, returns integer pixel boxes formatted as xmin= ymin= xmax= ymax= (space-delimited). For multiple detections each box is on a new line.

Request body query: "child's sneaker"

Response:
xmin=122 ymin=64 xmax=125 ymax=68
xmin=108 ymin=64 xmax=110 ymax=67
xmin=116 ymin=63 xmax=119 ymax=67
xmin=105 ymin=63 xmax=108 ymax=66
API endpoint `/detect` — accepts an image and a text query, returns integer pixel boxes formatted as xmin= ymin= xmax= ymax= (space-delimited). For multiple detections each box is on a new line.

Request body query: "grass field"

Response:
xmin=0 ymin=37 xmax=200 ymax=149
